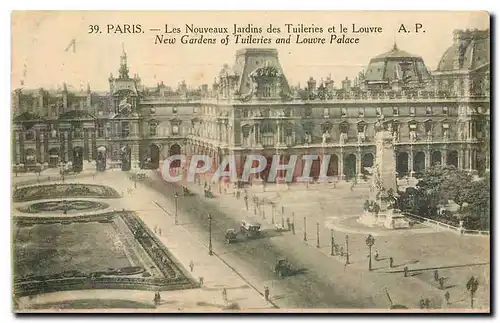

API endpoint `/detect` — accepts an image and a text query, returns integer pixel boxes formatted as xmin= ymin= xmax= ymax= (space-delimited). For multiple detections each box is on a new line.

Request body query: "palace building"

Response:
xmin=12 ymin=28 xmax=490 ymax=181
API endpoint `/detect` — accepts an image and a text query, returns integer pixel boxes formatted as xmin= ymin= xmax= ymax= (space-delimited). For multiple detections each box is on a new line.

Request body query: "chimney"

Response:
xmin=342 ymin=77 xmax=352 ymax=91
xmin=307 ymin=77 xmax=317 ymax=94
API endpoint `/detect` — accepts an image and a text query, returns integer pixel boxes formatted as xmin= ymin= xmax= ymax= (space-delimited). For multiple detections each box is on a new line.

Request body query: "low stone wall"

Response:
xmin=405 ymin=213 xmax=490 ymax=236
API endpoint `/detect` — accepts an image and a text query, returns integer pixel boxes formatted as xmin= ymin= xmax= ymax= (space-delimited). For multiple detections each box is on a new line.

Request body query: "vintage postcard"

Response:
xmin=11 ymin=11 xmax=490 ymax=313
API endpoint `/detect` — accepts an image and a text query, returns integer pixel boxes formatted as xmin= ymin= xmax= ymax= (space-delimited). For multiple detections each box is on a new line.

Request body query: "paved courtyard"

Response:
xmin=13 ymin=172 xmax=273 ymax=312
xmin=13 ymin=170 xmax=490 ymax=311
xmin=185 ymin=173 xmax=490 ymax=310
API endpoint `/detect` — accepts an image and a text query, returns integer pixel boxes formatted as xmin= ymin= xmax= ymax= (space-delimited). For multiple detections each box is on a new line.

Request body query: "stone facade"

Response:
xmin=11 ymin=29 xmax=490 ymax=179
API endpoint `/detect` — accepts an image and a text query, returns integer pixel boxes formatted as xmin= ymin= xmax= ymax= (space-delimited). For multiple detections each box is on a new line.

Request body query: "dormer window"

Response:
xmin=172 ymin=125 xmax=179 ymax=135
xmin=426 ymin=106 xmax=432 ymax=115
xmin=392 ymin=107 xmax=399 ymax=116
xmin=323 ymin=108 xmax=329 ymax=117
xmin=410 ymin=106 xmax=416 ymax=116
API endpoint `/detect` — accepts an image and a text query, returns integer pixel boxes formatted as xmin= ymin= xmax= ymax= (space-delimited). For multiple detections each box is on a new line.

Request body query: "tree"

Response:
xmin=439 ymin=169 xmax=473 ymax=213
xmin=466 ymin=276 xmax=479 ymax=309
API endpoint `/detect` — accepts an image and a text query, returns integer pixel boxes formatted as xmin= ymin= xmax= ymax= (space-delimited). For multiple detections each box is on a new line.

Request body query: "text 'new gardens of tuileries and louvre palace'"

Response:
xmin=11 ymin=11 xmax=490 ymax=313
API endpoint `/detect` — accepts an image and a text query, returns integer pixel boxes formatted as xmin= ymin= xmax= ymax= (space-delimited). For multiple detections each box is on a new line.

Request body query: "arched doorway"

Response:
xmin=447 ymin=150 xmax=458 ymax=168
xmin=121 ymin=145 xmax=132 ymax=171
xmin=311 ymin=155 xmax=321 ymax=180
xmin=96 ymin=146 xmax=107 ymax=172
xmin=149 ymin=144 xmax=160 ymax=169
xmin=169 ymin=144 xmax=181 ymax=168
xmin=362 ymin=153 xmax=374 ymax=175
xmin=396 ymin=152 xmax=409 ymax=177
xmin=327 ymin=154 xmax=339 ymax=177
xmin=431 ymin=151 xmax=442 ymax=166
xmin=72 ymin=147 xmax=83 ymax=173
xmin=343 ymin=154 xmax=357 ymax=180
xmin=48 ymin=147 xmax=59 ymax=168
xmin=24 ymin=148 xmax=36 ymax=166
xmin=413 ymin=151 xmax=426 ymax=175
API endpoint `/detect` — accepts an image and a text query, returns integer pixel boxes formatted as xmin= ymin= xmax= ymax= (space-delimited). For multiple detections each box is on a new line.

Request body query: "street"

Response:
xmin=144 ymin=172 xmax=395 ymax=309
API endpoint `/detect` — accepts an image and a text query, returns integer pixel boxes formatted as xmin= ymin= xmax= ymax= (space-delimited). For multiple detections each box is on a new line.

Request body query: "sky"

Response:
xmin=11 ymin=11 xmax=489 ymax=92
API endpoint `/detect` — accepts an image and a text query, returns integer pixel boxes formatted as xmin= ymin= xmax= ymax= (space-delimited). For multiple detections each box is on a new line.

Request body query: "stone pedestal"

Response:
xmin=383 ymin=209 xmax=410 ymax=229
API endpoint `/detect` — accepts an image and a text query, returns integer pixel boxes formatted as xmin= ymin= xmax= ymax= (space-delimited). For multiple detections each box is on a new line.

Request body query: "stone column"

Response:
xmin=13 ymin=131 xmax=19 ymax=164
xmin=458 ymin=149 xmax=464 ymax=169
xmin=67 ymin=130 xmax=73 ymax=163
xmin=34 ymin=128 xmax=41 ymax=163
xmin=464 ymin=148 xmax=470 ymax=170
xmin=408 ymin=149 xmax=414 ymax=177
xmin=91 ymin=128 xmax=97 ymax=161
xmin=469 ymin=149 xmax=474 ymax=171
xmin=84 ymin=128 xmax=90 ymax=161
xmin=356 ymin=149 xmax=362 ymax=178
xmin=339 ymin=150 xmax=345 ymax=180
xmin=441 ymin=150 xmax=447 ymax=166
xmin=43 ymin=130 xmax=49 ymax=165
xmin=424 ymin=150 xmax=430 ymax=170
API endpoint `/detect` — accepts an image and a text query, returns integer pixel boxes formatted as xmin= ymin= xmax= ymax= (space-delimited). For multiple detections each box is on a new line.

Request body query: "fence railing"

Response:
xmin=405 ymin=213 xmax=489 ymax=236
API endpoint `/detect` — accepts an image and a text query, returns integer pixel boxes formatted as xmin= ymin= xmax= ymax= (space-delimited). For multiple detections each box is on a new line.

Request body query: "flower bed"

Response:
xmin=14 ymin=184 xmax=120 ymax=202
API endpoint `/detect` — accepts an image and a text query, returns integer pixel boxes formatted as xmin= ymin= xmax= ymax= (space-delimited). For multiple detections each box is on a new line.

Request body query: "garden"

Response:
xmin=13 ymin=184 xmax=121 ymax=202
xmin=397 ymin=166 xmax=490 ymax=231
xmin=13 ymin=212 xmax=198 ymax=297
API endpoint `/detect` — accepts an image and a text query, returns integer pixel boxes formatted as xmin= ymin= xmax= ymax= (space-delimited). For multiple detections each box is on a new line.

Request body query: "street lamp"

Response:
xmin=330 ymin=229 xmax=335 ymax=256
xmin=365 ymin=234 xmax=375 ymax=271
xmin=174 ymin=192 xmax=179 ymax=225
xmin=345 ymin=235 xmax=350 ymax=265
xmin=208 ymin=213 xmax=213 ymax=256
xmin=303 ymin=216 xmax=307 ymax=242
xmin=316 ymin=222 xmax=320 ymax=248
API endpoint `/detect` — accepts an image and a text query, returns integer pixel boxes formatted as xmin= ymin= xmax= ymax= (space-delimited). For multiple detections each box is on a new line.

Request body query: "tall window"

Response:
xmin=121 ymin=122 xmax=130 ymax=138
xmin=392 ymin=107 xmax=399 ymax=116
xmin=97 ymin=122 xmax=105 ymax=138
xmin=410 ymin=106 xmax=416 ymax=116
xmin=172 ymin=125 xmax=179 ymax=135
xmin=149 ymin=122 xmax=157 ymax=136
xmin=443 ymin=106 xmax=449 ymax=115
xmin=323 ymin=108 xmax=329 ymax=117
xmin=172 ymin=106 xmax=178 ymax=114
xmin=426 ymin=106 xmax=432 ymax=116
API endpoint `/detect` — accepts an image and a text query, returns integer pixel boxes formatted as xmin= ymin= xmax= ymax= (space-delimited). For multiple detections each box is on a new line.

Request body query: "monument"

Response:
xmin=359 ymin=120 xmax=410 ymax=229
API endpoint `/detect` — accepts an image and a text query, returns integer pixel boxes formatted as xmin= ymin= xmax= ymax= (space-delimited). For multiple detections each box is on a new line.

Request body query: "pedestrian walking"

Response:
xmin=189 ymin=260 xmax=194 ymax=272
xmin=439 ymin=277 xmax=445 ymax=290
xmin=404 ymin=266 xmax=409 ymax=277
xmin=374 ymin=249 xmax=379 ymax=261
xmin=264 ymin=286 xmax=270 ymax=301
xmin=389 ymin=257 xmax=394 ymax=268
xmin=222 ymin=288 xmax=228 ymax=302
xmin=434 ymin=269 xmax=439 ymax=281
xmin=444 ymin=291 xmax=451 ymax=305
xmin=199 ymin=276 xmax=204 ymax=286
